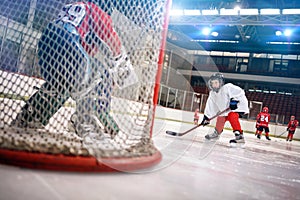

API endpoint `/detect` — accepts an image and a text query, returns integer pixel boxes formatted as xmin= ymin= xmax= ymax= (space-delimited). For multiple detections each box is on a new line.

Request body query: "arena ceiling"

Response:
xmin=167 ymin=0 xmax=300 ymax=54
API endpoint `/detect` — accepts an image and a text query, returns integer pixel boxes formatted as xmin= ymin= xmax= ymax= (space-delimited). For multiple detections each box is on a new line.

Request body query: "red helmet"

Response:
xmin=291 ymin=115 xmax=295 ymax=120
xmin=262 ymin=107 xmax=269 ymax=113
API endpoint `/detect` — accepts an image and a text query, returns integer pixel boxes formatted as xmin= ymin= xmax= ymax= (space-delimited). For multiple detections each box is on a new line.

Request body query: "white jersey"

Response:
xmin=204 ymin=83 xmax=249 ymax=118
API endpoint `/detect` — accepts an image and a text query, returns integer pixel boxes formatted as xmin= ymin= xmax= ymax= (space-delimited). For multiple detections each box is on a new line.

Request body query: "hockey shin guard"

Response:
xmin=215 ymin=116 xmax=226 ymax=134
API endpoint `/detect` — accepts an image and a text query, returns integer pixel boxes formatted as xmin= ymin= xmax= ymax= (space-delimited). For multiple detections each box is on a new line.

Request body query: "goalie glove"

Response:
xmin=110 ymin=47 xmax=138 ymax=89
xmin=200 ymin=115 xmax=210 ymax=126
xmin=229 ymin=98 xmax=239 ymax=110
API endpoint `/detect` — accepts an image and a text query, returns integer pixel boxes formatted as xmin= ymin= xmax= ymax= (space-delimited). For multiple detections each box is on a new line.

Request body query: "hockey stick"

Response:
xmin=275 ymin=130 xmax=288 ymax=138
xmin=166 ymin=107 xmax=231 ymax=137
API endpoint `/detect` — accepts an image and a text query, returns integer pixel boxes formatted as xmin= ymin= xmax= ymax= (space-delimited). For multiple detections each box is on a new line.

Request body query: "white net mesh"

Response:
xmin=0 ymin=0 xmax=169 ymax=168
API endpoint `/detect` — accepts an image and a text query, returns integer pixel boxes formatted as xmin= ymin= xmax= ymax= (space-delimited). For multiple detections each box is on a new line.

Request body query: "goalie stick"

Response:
xmin=166 ymin=107 xmax=231 ymax=137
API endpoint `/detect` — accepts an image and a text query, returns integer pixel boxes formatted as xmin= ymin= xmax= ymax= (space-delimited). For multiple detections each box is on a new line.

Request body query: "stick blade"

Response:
xmin=166 ymin=130 xmax=180 ymax=136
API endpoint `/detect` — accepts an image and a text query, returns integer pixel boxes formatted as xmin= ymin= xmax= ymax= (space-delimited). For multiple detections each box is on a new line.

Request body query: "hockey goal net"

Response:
xmin=0 ymin=0 xmax=171 ymax=172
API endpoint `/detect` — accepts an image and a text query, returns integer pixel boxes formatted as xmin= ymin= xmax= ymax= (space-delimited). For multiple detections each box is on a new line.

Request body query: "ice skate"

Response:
xmin=229 ymin=131 xmax=245 ymax=148
xmin=11 ymin=117 xmax=44 ymax=129
xmin=68 ymin=112 xmax=119 ymax=139
xmin=10 ymin=111 xmax=44 ymax=130
xmin=68 ymin=113 xmax=99 ymax=135
xmin=205 ymin=129 xmax=220 ymax=140
xmin=257 ymin=134 xmax=261 ymax=139
xmin=266 ymin=136 xmax=271 ymax=141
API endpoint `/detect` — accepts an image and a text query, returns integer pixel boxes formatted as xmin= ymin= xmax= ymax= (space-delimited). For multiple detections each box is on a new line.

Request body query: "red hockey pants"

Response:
xmin=215 ymin=112 xmax=242 ymax=134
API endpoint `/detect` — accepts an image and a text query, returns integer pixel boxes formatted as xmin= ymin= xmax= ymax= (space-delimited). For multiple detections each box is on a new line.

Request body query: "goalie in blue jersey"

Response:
xmin=11 ymin=2 xmax=137 ymax=139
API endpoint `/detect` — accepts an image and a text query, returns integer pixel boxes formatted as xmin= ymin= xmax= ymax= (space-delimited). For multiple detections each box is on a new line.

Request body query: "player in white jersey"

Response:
xmin=200 ymin=73 xmax=249 ymax=144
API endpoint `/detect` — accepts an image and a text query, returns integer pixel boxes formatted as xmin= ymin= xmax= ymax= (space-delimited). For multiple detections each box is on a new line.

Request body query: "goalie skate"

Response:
xmin=68 ymin=113 xmax=119 ymax=139
xmin=11 ymin=119 xmax=44 ymax=129
xmin=10 ymin=110 xmax=44 ymax=130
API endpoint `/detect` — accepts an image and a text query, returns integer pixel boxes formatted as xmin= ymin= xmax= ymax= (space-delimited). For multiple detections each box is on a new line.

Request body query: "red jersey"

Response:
xmin=256 ymin=112 xmax=270 ymax=127
xmin=56 ymin=2 xmax=122 ymax=57
xmin=288 ymin=119 xmax=299 ymax=131
xmin=194 ymin=110 xmax=200 ymax=120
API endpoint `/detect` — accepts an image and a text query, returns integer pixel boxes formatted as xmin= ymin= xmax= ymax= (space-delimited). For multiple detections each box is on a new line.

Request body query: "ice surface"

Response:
xmin=0 ymin=118 xmax=299 ymax=200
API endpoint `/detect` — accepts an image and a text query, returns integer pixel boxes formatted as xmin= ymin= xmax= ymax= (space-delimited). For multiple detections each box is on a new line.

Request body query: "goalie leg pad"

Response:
xmin=11 ymin=83 xmax=68 ymax=127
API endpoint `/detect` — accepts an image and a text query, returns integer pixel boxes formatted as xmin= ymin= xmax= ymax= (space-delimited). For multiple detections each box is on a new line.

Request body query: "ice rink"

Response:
xmin=0 ymin=117 xmax=299 ymax=200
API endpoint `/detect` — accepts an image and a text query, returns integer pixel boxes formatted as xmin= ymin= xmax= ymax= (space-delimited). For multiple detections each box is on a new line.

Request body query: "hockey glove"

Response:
xmin=286 ymin=128 xmax=289 ymax=131
xmin=113 ymin=53 xmax=131 ymax=80
xmin=200 ymin=115 xmax=210 ymax=126
xmin=110 ymin=48 xmax=138 ymax=89
xmin=229 ymin=98 xmax=239 ymax=110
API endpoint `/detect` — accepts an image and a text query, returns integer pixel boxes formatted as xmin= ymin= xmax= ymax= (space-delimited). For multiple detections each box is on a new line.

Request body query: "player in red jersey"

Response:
xmin=254 ymin=120 xmax=260 ymax=136
xmin=286 ymin=115 xmax=299 ymax=142
xmin=256 ymin=106 xmax=271 ymax=140
xmin=194 ymin=108 xmax=200 ymax=125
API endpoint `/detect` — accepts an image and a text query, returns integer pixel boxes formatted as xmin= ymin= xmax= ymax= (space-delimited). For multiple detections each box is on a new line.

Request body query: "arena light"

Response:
xmin=239 ymin=9 xmax=259 ymax=15
xmin=275 ymin=31 xmax=282 ymax=36
xmin=193 ymin=39 xmax=239 ymax=43
xmin=260 ymin=9 xmax=280 ymax=15
xmin=170 ymin=9 xmax=184 ymax=16
xmin=282 ymin=9 xmax=300 ymax=14
xmin=211 ymin=31 xmax=219 ymax=37
xmin=220 ymin=8 xmax=238 ymax=15
xmin=183 ymin=9 xmax=201 ymax=16
xmin=202 ymin=27 xmax=211 ymax=35
xmin=284 ymin=29 xmax=292 ymax=36
xmin=275 ymin=29 xmax=293 ymax=37
xmin=234 ymin=6 xmax=241 ymax=11
xmin=202 ymin=9 xmax=219 ymax=15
